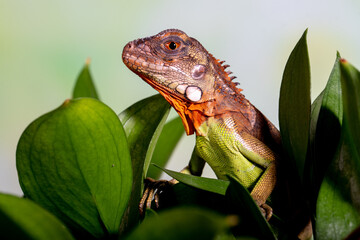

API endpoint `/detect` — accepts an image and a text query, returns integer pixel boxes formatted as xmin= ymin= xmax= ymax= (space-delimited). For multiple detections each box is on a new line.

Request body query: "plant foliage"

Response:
xmin=0 ymin=30 xmax=359 ymax=239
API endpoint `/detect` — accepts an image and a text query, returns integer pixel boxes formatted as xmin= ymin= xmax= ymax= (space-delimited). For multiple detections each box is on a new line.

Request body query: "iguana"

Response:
xmin=122 ymin=29 xmax=312 ymax=239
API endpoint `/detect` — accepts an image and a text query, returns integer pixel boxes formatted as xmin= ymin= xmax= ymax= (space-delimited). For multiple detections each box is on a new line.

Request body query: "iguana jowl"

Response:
xmin=122 ymin=28 xmax=281 ymax=219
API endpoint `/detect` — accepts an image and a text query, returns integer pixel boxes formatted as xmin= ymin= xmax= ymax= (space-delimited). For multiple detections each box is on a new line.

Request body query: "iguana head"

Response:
xmin=122 ymin=29 xmax=244 ymax=135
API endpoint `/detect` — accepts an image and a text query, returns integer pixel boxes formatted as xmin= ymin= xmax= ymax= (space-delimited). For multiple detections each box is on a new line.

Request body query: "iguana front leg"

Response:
xmin=237 ymin=131 xmax=277 ymax=220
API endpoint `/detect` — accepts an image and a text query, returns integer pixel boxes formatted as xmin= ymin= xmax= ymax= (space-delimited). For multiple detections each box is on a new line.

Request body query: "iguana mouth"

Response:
xmin=123 ymin=49 xmax=203 ymax=103
xmin=122 ymin=51 xmax=167 ymax=76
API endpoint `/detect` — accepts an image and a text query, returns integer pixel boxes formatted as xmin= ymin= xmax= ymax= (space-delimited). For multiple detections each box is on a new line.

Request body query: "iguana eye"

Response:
xmin=165 ymin=41 xmax=180 ymax=50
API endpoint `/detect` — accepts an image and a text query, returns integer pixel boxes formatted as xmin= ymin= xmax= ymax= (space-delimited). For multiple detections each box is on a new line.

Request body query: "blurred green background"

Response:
xmin=1 ymin=0 xmax=360 ymax=195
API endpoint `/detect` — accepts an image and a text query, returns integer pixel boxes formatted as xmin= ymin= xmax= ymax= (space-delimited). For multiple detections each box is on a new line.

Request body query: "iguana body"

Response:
xmin=122 ymin=28 xmax=280 ymax=217
xmin=122 ymin=29 xmax=311 ymax=238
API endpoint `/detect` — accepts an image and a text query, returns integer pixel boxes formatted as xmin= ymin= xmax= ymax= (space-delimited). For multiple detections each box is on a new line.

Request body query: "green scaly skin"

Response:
xmin=196 ymin=116 xmax=273 ymax=189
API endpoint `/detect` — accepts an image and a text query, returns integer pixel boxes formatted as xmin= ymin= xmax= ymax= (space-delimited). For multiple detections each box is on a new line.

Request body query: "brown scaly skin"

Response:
xmin=122 ymin=29 xmax=312 ymax=239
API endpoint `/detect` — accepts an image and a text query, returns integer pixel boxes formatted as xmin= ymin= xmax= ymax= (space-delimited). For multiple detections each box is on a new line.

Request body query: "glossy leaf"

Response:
xmin=306 ymin=54 xmax=342 ymax=208
xmin=158 ymin=166 xmax=229 ymax=195
xmin=0 ymin=193 xmax=74 ymax=240
xmin=225 ymin=176 xmax=276 ymax=239
xmin=340 ymin=59 xmax=360 ymax=161
xmin=170 ymin=182 xmax=227 ymax=211
xmin=157 ymin=169 xmax=275 ymax=238
xmin=144 ymin=208 xmax=158 ymax=219
xmin=147 ymin=116 xmax=185 ymax=179
xmin=16 ymin=98 xmax=132 ymax=238
xmin=125 ymin=207 xmax=233 ymax=240
xmin=72 ymin=59 xmax=99 ymax=99
xmin=279 ymin=29 xmax=311 ymax=180
xmin=316 ymin=141 xmax=360 ymax=240
xmin=118 ymin=94 xmax=170 ymax=233
xmin=315 ymin=60 xmax=360 ymax=239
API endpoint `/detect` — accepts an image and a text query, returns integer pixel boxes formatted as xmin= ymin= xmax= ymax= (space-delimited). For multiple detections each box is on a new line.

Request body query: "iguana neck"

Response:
xmin=157 ymin=82 xmax=252 ymax=136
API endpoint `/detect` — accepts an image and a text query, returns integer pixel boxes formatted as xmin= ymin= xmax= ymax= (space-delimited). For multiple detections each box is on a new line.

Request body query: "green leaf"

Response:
xmin=158 ymin=166 xmax=229 ymax=195
xmin=156 ymin=170 xmax=281 ymax=238
xmin=118 ymin=94 xmax=170 ymax=234
xmin=72 ymin=59 xmax=99 ymax=99
xmin=276 ymin=32 xmax=313 ymax=238
xmin=340 ymin=59 xmax=360 ymax=160
xmin=315 ymin=140 xmax=360 ymax=240
xmin=279 ymin=29 xmax=311 ymax=180
xmin=16 ymin=98 xmax=132 ymax=238
xmin=306 ymin=53 xmax=342 ymax=208
xmin=144 ymin=208 xmax=158 ymax=219
xmin=125 ymin=207 xmax=234 ymax=240
xmin=170 ymin=182 xmax=226 ymax=211
xmin=225 ymin=176 xmax=276 ymax=239
xmin=315 ymin=60 xmax=360 ymax=239
xmin=147 ymin=116 xmax=185 ymax=179
xmin=0 ymin=193 xmax=74 ymax=240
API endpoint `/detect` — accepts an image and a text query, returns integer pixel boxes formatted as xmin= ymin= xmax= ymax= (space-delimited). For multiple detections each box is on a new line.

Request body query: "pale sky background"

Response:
xmin=1 ymin=0 xmax=360 ymax=195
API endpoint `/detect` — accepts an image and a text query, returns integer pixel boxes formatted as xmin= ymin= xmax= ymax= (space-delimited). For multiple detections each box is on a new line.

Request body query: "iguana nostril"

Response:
xmin=125 ymin=42 xmax=134 ymax=51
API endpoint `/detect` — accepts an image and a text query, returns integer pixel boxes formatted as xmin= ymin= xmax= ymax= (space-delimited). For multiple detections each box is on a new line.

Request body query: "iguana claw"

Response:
xmin=259 ymin=203 xmax=273 ymax=221
xmin=139 ymin=178 xmax=174 ymax=216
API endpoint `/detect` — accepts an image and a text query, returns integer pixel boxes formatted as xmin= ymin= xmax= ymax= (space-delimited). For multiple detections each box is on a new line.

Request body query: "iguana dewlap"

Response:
xmin=122 ymin=29 xmax=285 ymax=219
